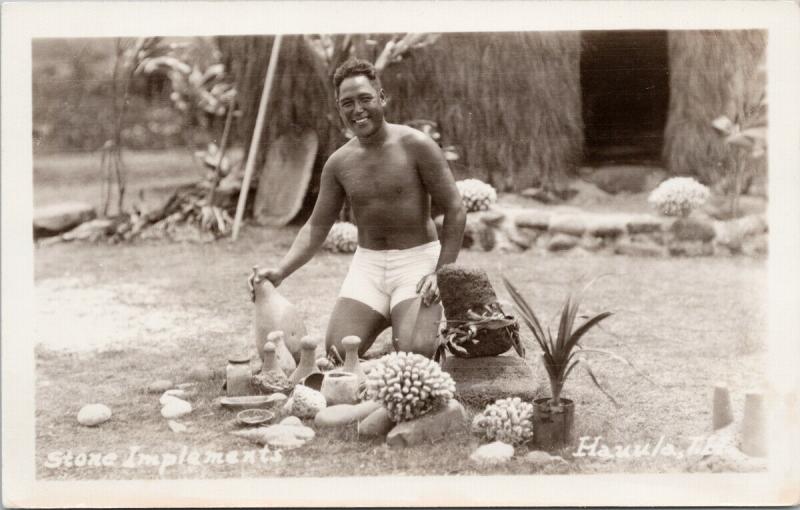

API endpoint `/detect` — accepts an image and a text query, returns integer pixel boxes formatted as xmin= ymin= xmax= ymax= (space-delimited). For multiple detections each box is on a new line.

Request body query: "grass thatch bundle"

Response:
xmin=219 ymin=32 xmax=583 ymax=195
xmin=663 ymin=30 xmax=766 ymax=185
xmin=381 ymin=32 xmax=583 ymax=191
xmin=217 ymin=35 xmax=348 ymax=197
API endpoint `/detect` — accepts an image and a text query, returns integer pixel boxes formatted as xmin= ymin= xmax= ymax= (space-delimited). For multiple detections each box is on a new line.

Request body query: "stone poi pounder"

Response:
xmin=436 ymin=263 xmax=517 ymax=358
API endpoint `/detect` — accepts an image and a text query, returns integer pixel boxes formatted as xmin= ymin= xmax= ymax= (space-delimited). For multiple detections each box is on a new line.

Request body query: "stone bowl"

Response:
xmin=236 ymin=408 xmax=275 ymax=426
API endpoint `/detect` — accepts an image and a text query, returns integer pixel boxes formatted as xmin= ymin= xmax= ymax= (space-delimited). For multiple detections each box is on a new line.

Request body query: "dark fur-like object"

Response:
xmin=436 ymin=264 xmax=516 ymax=358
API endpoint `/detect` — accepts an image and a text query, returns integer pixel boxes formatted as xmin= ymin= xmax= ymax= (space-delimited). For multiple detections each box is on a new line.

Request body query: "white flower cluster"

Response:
xmin=471 ymin=397 xmax=534 ymax=445
xmin=323 ymin=222 xmax=358 ymax=253
xmin=456 ymin=179 xmax=497 ymax=212
xmin=364 ymin=352 xmax=456 ymax=422
xmin=647 ymin=177 xmax=710 ymax=217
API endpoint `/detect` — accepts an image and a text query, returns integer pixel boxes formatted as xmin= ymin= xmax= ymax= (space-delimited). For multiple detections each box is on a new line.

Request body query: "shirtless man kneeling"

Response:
xmin=249 ymin=58 xmax=466 ymax=359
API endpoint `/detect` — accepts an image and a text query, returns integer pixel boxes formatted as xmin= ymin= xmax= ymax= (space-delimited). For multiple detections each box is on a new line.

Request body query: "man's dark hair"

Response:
xmin=333 ymin=58 xmax=381 ymax=97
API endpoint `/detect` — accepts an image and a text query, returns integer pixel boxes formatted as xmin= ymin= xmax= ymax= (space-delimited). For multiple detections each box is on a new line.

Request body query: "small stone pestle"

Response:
xmin=341 ymin=335 xmax=366 ymax=384
xmin=260 ymin=341 xmax=283 ymax=376
xmin=289 ymin=336 xmax=322 ymax=384
xmin=267 ymin=330 xmax=297 ymax=376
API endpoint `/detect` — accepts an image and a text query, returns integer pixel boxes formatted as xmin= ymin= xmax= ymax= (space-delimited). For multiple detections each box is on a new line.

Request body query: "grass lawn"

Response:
xmin=33 ymin=150 xmax=767 ymax=480
xmin=34 ymin=226 xmax=767 ymax=480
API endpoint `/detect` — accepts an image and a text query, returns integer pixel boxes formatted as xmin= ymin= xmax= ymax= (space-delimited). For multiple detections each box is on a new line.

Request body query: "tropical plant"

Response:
xmin=711 ymin=56 xmax=767 ymax=217
xmin=502 ymin=276 xmax=652 ymax=411
xmin=101 ymin=37 xmax=173 ymax=216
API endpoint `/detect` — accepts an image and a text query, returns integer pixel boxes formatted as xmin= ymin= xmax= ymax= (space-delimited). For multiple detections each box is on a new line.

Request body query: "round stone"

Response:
xmin=77 ymin=404 xmax=112 ymax=427
xmin=147 ymin=380 xmax=174 ymax=394
xmin=161 ymin=399 xmax=192 ymax=419
xmin=470 ymin=441 xmax=515 ymax=465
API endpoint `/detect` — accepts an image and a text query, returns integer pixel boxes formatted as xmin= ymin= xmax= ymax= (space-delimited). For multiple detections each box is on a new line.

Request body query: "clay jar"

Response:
xmin=289 ymin=336 xmax=322 ymax=384
xmin=320 ymin=370 xmax=359 ymax=406
xmin=253 ymin=270 xmax=306 ymax=363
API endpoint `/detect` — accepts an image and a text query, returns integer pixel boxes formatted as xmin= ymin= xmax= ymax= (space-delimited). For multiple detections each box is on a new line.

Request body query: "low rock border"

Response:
xmin=436 ymin=207 xmax=768 ymax=258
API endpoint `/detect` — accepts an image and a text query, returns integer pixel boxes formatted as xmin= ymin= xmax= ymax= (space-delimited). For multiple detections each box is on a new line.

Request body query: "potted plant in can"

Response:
xmin=502 ymin=276 xmax=651 ymax=450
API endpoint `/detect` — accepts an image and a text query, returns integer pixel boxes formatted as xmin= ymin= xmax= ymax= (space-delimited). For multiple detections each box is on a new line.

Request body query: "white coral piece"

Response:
xmin=323 ymin=222 xmax=358 ymax=253
xmin=364 ymin=352 xmax=456 ymax=422
xmin=648 ymin=177 xmax=710 ymax=217
xmin=471 ymin=397 xmax=534 ymax=445
xmin=456 ymin=178 xmax=497 ymax=212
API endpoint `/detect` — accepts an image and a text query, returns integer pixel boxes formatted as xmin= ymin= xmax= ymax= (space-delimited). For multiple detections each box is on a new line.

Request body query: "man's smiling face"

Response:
xmin=336 ymin=75 xmax=386 ymax=138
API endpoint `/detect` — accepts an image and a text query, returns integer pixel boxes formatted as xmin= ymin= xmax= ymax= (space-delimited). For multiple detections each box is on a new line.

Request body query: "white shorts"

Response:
xmin=339 ymin=240 xmax=441 ymax=318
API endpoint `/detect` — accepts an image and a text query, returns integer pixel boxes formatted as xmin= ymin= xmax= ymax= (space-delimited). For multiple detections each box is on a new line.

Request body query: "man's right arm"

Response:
xmin=253 ymin=156 xmax=346 ymax=288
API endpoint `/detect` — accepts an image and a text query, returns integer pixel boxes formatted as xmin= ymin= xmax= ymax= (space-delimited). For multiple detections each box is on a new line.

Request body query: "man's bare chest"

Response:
xmin=337 ymin=150 xmax=421 ymax=201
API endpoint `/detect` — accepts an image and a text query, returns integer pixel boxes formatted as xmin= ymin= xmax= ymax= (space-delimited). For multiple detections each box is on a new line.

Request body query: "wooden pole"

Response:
xmin=232 ymin=35 xmax=283 ymax=240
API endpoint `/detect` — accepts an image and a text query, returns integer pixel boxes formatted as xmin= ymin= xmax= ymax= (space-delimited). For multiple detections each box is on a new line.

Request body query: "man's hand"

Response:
xmin=416 ymin=272 xmax=440 ymax=307
xmin=248 ymin=266 xmax=284 ymax=302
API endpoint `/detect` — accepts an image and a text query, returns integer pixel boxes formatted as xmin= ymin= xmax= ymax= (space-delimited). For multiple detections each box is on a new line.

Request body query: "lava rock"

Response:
xmin=386 ymin=400 xmax=468 ymax=447
xmin=548 ymin=215 xmax=586 ymax=237
xmin=626 ymin=215 xmax=666 ymax=234
xmin=477 ymin=209 xmax=505 ymax=226
xmin=470 ymin=441 xmax=515 ymax=465
xmin=34 ymin=202 xmax=96 ymax=238
xmin=713 ymin=221 xmax=743 ymax=252
xmin=547 ymin=234 xmax=579 ymax=252
xmin=290 ymin=385 xmax=326 ymax=418
xmin=515 ymin=210 xmax=551 ymax=230
xmin=580 ymin=235 xmax=605 ymax=252
xmin=358 ymin=407 xmax=395 ymax=438
xmin=668 ymin=240 xmax=715 ymax=257
xmin=586 ymin=165 xmax=666 ymax=194
xmin=670 ymin=217 xmax=715 ymax=243
xmin=585 ymin=215 xmax=626 ymax=238
xmin=614 ymin=239 xmax=665 ymax=257
xmin=77 ymin=404 xmax=112 ymax=427
xmin=734 ymin=214 xmax=768 ymax=237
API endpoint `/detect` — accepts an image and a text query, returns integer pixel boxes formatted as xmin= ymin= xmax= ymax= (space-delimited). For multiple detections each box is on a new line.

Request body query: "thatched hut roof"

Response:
xmin=662 ymin=30 xmax=766 ymax=184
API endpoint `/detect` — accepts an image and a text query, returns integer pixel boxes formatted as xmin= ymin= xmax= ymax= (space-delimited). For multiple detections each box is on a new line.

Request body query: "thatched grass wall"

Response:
xmin=380 ymin=32 xmax=584 ymax=191
xmin=218 ymin=36 xmax=345 ymax=197
xmin=218 ymin=32 xmax=583 ymax=195
xmin=663 ymin=30 xmax=766 ymax=184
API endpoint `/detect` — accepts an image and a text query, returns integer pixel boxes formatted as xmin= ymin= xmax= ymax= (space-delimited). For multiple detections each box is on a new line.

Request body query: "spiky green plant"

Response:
xmin=502 ymin=276 xmax=651 ymax=410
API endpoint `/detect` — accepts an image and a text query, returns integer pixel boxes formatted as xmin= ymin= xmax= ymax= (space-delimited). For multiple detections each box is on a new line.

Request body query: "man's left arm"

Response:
xmin=411 ymin=133 xmax=467 ymax=304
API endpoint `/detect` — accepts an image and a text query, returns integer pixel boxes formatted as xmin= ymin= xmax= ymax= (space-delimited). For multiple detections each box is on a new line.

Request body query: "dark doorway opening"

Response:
xmin=580 ymin=31 xmax=670 ymax=166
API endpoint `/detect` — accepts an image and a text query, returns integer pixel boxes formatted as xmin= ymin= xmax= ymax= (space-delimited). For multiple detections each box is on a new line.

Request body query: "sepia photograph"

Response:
xmin=3 ymin=1 xmax=799 ymax=507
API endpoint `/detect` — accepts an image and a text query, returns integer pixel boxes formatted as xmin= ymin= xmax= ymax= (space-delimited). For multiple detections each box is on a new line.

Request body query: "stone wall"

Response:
xmin=436 ymin=207 xmax=768 ymax=257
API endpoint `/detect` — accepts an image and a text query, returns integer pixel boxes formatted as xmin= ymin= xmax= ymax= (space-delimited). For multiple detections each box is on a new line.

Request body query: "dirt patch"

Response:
xmin=35 ymin=277 xmax=237 ymax=353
